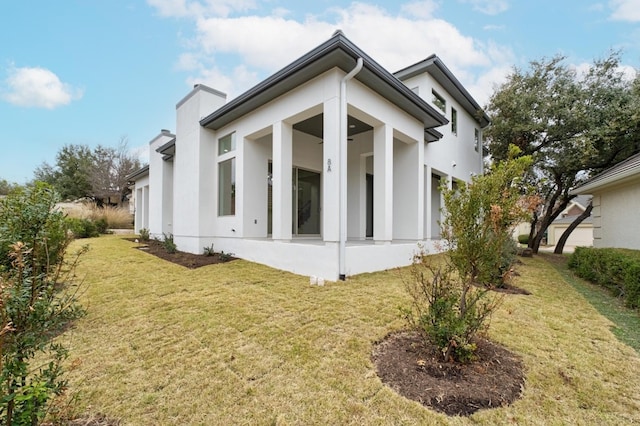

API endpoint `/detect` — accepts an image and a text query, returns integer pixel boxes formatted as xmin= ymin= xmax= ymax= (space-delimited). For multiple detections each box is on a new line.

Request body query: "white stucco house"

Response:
xmin=129 ymin=31 xmax=490 ymax=280
xmin=571 ymin=152 xmax=640 ymax=250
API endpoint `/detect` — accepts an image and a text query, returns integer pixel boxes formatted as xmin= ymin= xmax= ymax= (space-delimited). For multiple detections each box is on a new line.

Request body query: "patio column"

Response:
xmin=373 ymin=124 xmax=393 ymax=243
xmin=323 ymin=97 xmax=340 ymax=242
xmin=272 ymin=120 xmax=293 ymax=241
xmin=425 ymin=165 xmax=432 ymax=239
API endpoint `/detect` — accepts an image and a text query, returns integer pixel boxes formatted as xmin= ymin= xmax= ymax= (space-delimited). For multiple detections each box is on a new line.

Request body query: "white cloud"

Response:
xmin=459 ymin=0 xmax=510 ymax=15
xmin=609 ymin=0 xmax=640 ymax=22
xmin=147 ymin=0 xmax=258 ymax=18
xmin=148 ymin=1 xmax=517 ymax=104
xmin=400 ymin=0 xmax=440 ymax=19
xmin=2 ymin=66 xmax=83 ymax=109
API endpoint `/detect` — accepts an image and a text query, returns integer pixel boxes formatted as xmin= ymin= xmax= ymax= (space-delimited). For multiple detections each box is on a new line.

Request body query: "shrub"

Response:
xmin=66 ymin=217 xmax=99 ymax=239
xmin=517 ymin=234 xmax=529 ymax=245
xmin=203 ymin=244 xmax=215 ymax=256
xmin=569 ymin=247 xmax=640 ymax=309
xmin=219 ymin=251 xmax=234 ymax=262
xmin=401 ymin=252 xmax=501 ymax=362
xmin=0 ymin=183 xmax=86 ymax=425
xmin=61 ymin=202 xmax=133 ymax=231
xmin=402 ymin=148 xmax=534 ymax=362
xmin=139 ymin=228 xmax=150 ymax=242
xmin=162 ymin=233 xmax=177 ymax=254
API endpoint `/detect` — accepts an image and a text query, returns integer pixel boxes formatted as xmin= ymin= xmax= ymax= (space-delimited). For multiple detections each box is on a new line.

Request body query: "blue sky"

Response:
xmin=2 ymin=0 xmax=639 ymax=184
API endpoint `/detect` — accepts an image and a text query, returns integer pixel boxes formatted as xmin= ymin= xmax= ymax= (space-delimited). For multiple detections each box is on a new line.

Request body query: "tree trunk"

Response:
xmin=553 ymin=202 xmax=593 ymax=254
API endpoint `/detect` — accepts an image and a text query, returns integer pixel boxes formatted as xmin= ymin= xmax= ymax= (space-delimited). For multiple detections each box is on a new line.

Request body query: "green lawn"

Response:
xmin=58 ymin=235 xmax=640 ymax=425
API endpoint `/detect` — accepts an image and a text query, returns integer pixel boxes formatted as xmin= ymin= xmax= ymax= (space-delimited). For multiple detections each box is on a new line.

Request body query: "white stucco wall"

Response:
xmin=400 ymin=73 xmax=484 ymax=180
xmin=592 ymin=180 xmax=640 ymax=249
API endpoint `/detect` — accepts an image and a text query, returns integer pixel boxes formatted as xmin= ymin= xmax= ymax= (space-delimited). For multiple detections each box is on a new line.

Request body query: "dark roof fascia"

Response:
xmin=156 ymin=138 xmax=176 ymax=161
xmin=571 ymin=151 xmax=640 ymax=194
xmin=425 ymin=127 xmax=443 ymax=142
xmin=394 ymin=55 xmax=491 ymax=128
xmin=126 ymin=164 xmax=149 ymax=182
xmin=200 ymin=32 xmax=448 ymax=136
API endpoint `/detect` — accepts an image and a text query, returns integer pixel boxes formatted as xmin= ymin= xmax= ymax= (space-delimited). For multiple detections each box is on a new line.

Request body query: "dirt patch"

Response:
xmin=372 ymin=331 xmax=525 ymax=416
xmin=127 ymin=238 xmax=236 ymax=268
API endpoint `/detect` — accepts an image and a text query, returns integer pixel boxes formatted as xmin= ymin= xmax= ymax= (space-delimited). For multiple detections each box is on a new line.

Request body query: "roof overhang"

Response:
xmin=200 ymin=31 xmax=448 ymax=143
xmin=394 ymin=55 xmax=491 ymax=128
xmin=571 ymin=152 xmax=640 ymax=195
xmin=126 ymin=165 xmax=149 ymax=183
xmin=156 ymin=138 xmax=176 ymax=161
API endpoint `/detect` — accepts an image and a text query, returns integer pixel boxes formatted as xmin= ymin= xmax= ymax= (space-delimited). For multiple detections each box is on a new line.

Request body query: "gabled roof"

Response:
xmin=200 ymin=31 xmax=448 ymax=141
xmin=572 ymin=151 xmax=640 ymax=194
xmin=394 ymin=55 xmax=491 ymax=128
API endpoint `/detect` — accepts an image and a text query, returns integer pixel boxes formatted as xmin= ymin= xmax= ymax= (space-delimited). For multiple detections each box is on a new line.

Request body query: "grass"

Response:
xmin=57 ymin=235 xmax=640 ymax=425
xmin=542 ymin=253 xmax=640 ymax=353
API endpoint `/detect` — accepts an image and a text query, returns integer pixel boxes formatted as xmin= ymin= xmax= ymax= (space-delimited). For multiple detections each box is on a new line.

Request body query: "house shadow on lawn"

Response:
xmin=372 ymin=331 xmax=525 ymax=416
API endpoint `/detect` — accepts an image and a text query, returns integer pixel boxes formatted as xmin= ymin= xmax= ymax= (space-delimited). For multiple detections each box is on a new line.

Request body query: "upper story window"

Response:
xmin=432 ymin=90 xmax=446 ymax=113
xmin=218 ymin=132 xmax=235 ymax=155
xmin=451 ymin=108 xmax=458 ymax=135
xmin=474 ymin=128 xmax=480 ymax=152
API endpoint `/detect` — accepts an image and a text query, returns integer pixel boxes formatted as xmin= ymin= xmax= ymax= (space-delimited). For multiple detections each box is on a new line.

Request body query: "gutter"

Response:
xmin=339 ymin=57 xmax=363 ymax=281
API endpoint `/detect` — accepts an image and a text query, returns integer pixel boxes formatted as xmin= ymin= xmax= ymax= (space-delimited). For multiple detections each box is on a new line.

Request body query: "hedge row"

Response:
xmin=568 ymin=247 xmax=640 ymax=309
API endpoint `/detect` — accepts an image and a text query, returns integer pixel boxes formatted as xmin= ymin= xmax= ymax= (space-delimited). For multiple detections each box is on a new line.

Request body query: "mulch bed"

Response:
xmin=372 ymin=331 xmax=525 ymax=416
xmin=127 ymin=238 xmax=236 ymax=268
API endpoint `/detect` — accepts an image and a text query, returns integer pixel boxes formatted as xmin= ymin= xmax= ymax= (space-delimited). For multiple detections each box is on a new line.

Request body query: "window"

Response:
xmin=218 ymin=132 xmax=235 ymax=155
xmin=474 ymin=128 xmax=480 ymax=152
xmin=451 ymin=108 xmax=457 ymax=135
xmin=218 ymin=158 xmax=235 ymax=216
xmin=432 ymin=90 xmax=446 ymax=112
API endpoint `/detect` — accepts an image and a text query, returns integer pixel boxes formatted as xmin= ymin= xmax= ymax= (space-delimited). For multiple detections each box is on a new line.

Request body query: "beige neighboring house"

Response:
xmin=571 ymin=152 xmax=640 ymax=250
xmin=546 ymin=195 xmax=593 ymax=248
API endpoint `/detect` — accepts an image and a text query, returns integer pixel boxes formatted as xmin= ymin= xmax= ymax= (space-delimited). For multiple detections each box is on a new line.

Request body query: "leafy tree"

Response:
xmin=33 ymin=138 xmax=141 ymax=205
xmin=402 ymin=149 xmax=534 ymax=362
xmin=0 ymin=180 xmax=20 ymax=196
xmin=0 ymin=183 xmax=86 ymax=425
xmin=485 ymin=52 xmax=640 ymax=253
xmin=34 ymin=144 xmax=93 ymax=201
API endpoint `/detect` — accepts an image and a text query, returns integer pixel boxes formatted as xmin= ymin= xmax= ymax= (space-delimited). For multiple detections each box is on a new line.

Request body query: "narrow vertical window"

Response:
xmin=474 ymin=128 xmax=480 ymax=152
xmin=451 ymin=108 xmax=457 ymax=135
xmin=432 ymin=90 xmax=446 ymax=112
xmin=218 ymin=158 xmax=235 ymax=216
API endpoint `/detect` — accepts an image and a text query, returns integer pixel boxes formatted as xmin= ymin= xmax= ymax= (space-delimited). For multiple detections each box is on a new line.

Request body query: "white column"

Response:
xmin=416 ymin=141 xmax=425 ymax=240
xmin=373 ymin=124 xmax=393 ymax=242
xmin=272 ymin=120 xmax=293 ymax=241
xmin=425 ymin=165 xmax=432 ymax=239
xmin=323 ymin=98 xmax=340 ymax=242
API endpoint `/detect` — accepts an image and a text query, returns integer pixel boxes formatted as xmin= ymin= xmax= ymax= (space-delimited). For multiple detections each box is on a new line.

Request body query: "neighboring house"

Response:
xmin=546 ymin=195 xmax=593 ymax=248
xmin=571 ymin=152 xmax=640 ymax=250
xmin=128 ymin=31 xmax=490 ymax=280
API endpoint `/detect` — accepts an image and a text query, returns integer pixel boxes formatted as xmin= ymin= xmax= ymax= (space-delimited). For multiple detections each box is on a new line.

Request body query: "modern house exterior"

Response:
xmin=571 ymin=152 xmax=640 ymax=250
xmin=129 ymin=31 xmax=490 ymax=280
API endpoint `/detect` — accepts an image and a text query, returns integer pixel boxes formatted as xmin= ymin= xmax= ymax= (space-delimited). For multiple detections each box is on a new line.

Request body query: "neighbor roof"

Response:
xmin=571 ymin=151 xmax=640 ymax=194
xmin=200 ymin=30 xmax=448 ymax=142
xmin=394 ymin=55 xmax=491 ymax=128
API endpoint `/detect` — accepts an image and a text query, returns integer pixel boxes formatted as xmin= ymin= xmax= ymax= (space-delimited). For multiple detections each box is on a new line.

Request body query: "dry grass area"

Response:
xmin=58 ymin=235 xmax=640 ymax=425
xmin=59 ymin=202 xmax=133 ymax=229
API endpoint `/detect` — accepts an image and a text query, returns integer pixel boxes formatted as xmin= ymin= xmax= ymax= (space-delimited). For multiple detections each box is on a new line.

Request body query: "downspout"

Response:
xmin=339 ymin=57 xmax=363 ymax=281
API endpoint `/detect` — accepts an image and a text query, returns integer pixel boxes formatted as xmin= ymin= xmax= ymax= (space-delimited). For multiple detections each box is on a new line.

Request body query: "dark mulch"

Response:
xmin=127 ymin=238 xmax=236 ymax=268
xmin=372 ymin=331 xmax=525 ymax=416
